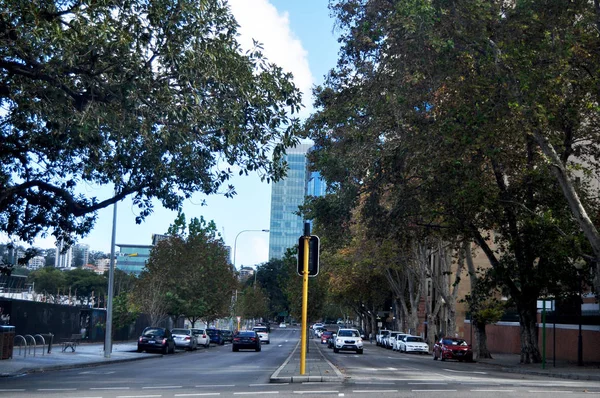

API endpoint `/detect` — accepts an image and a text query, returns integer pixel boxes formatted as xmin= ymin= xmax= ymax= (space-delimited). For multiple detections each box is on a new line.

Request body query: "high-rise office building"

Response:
xmin=268 ymin=143 xmax=325 ymax=260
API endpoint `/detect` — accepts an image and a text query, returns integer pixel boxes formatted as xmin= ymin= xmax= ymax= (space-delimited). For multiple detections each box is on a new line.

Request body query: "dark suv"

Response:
xmin=206 ymin=328 xmax=224 ymax=345
xmin=221 ymin=329 xmax=233 ymax=344
xmin=137 ymin=327 xmax=175 ymax=354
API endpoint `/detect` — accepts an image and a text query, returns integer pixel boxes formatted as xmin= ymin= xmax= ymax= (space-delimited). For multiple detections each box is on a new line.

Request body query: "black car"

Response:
xmin=137 ymin=327 xmax=175 ymax=354
xmin=206 ymin=328 xmax=225 ymax=345
xmin=221 ymin=329 xmax=233 ymax=344
xmin=232 ymin=330 xmax=261 ymax=352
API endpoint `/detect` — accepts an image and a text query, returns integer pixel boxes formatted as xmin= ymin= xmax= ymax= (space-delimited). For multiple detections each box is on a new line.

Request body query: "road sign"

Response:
xmin=297 ymin=235 xmax=320 ymax=276
xmin=236 ymin=316 xmax=241 ymax=322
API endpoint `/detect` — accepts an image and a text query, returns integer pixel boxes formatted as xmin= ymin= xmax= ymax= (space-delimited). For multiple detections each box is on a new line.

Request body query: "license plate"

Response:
xmin=149 ymin=340 xmax=156 ymax=344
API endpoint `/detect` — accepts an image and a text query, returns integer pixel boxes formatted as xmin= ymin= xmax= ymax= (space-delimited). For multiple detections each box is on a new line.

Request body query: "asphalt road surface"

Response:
xmin=0 ymin=327 xmax=599 ymax=397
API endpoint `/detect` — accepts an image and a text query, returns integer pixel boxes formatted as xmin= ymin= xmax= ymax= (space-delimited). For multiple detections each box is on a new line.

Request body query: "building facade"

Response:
xmin=268 ymin=143 xmax=325 ymax=260
xmin=116 ymin=244 xmax=153 ymax=276
xmin=55 ymin=240 xmax=73 ymax=269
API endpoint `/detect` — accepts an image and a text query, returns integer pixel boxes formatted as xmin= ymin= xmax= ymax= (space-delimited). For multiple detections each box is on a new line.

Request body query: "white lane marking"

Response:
xmin=195 ymin=385 xmax=235 ymax=388
xmin=0 ymin=389 xmax=25 ymax=392
xmin=175 ymin=394 xmax=221 ymax=397
xmin=250 ymin=384 xmax=284 ymax=386
xmin=278 ymin=344 xmax=283 ymax=347
xmin=408 ymin=383 xmax=448 ymax=385
xmin=353 ymin=390 xmax=398 ymax=393
xmin=442 ymin=368 xmax=487 ymax=374
xmin=117 ymin=395 xmax=162 ymax=398
xmin=143 ymin=386 xmax=182 ymax=389
xmin=91 ymin=387 xmax=131 ymax=390
xmin=233 ymin=392 xmax=279 ymax=395
xmin=528 ymin=391 xmax=573 ymax=394
xmin=353 ymin=382 xmax=395 ymax=385
xmin=38 ymin=388 xmax=77 ymax=391
xmin=293 ymin=391 xmax=339 ymax=394
xmin=338 ymin=395 xmax=345 ymax=397
xmin=412 ymin=390 xmax=457 ymax=392
xmin=471 ymin=390 xmax=515 ymax=392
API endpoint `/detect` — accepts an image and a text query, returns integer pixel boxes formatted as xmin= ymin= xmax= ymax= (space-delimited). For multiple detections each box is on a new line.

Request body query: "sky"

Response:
xmin=20 ymin=0 xmax=342 ymax=270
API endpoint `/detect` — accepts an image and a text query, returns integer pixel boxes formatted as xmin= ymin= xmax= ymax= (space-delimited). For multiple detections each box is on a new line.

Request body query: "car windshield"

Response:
xmin=206 ymin=329 xmax=219 ymax=336
xmin=142 ymin=328 xmax=164 ymax=337
xmin=238 ymin=331 xmax=255 ymax=337
xmin=192 ymin=329 xmax=204 ymax=334
xmin=254 ymin=327 xmax=267 ymax=332
xmin=338 ymin=330 xmax=359 ymax=337
xmin=407 ymin=336 xmax=424 ymax=342
xmin=171 ymin=329 xmax=190 ymax=335
xmin=443 ymin=338 xmax=467 ymax=346
xmin=380 ymin=331 xmax=389 ymax=336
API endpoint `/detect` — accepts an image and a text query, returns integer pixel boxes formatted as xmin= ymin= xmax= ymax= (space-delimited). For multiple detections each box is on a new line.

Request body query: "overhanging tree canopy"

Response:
xmin=0 ymin=0 xmax=302 ymax=245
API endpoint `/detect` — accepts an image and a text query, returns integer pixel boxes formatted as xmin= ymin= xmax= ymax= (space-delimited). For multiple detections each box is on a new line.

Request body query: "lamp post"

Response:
xmin=233 ymin=229 xmax=270 ymax=270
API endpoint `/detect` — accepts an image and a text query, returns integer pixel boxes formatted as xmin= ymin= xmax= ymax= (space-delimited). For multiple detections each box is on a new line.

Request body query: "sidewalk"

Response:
xmin=0 ymin=341 xmax=155 ymax=377
xmin=476 ymin=352 xmax=600 ymax=381
xmin=270 ymin=339 xmax=344 ymax=383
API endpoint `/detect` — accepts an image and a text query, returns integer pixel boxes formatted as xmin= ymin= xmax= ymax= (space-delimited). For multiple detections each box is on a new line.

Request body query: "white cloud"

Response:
xmin=228 ymin=0 xmax=314 ymax=115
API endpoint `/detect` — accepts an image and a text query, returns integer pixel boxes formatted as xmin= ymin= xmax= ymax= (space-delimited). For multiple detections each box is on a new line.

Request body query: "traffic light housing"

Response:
xmin=297 ymin=235 xmax=320 ymax=276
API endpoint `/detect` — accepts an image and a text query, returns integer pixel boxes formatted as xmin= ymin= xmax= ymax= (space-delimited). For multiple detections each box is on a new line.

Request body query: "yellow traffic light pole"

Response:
xmin=300 ymin=234 xmax=310 ymax=375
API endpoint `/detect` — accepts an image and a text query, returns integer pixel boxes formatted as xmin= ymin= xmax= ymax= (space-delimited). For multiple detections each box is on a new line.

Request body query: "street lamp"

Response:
xmin=232 ymin=229 xmax=270 ymax=270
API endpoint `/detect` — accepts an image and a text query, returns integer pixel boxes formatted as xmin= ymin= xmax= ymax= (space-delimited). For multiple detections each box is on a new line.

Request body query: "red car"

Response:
xmin=321 ymin=331 xmax=333 ymax=344
xmin=433 ymin=337 xmax=473 ymax=362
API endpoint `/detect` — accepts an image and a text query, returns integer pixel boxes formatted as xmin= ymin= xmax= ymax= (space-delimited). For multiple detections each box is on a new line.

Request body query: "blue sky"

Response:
xmin=26 ymin=0 xmax=341 ymax=270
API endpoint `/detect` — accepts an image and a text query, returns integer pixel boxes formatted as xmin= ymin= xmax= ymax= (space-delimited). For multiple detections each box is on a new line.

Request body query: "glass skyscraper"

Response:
xmin=268 ymin=143 xmax=325 ymax=260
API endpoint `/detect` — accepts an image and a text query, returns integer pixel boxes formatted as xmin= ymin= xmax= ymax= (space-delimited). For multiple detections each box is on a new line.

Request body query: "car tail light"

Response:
xmin=162 ymin=338 xmax=167 ymax=345
xmin=250 ymin=337 xmax=256 ymax=341
xmin=185 ymin=336 xmax=190 ymax=341
xmin=203 ymin=334 xmax=207 ymax=338
xmin=138 ymin=337 xmax=143 ymax=342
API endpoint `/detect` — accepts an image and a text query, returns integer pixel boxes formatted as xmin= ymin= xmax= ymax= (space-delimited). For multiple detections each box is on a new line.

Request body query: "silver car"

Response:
xmin=171 ymin=328 xmax=198 ymax=351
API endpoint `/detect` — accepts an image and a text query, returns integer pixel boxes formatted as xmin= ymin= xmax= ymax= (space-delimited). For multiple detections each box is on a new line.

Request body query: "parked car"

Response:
xmin=398 ymin=335 xmax=429 ymax=354
xmin=137 ymin=327 xmax=175 ymax=354
xmin=376 ymin=330 xmax=390 ymax=346
xmin=387 ymin=331 xmax=407 ymax=350
xmin=433 ymin=337 xmax=473 ymax=362
xmin=221 ymin=330 xmax=233 ymax=344
xmin=333 ymin=328 xmax=364 ymax=354
xmin=253 ymin=326 xmax=270 ymax=344
xmin=392 ymin=333 xmax=410 ymax=351
xmin=232 ymin=330 xmax=261 ymax=352
xmin=206 ymin=328 xmax=225 ymax=345
xmin=279 ymin=322 xmax=287 ymax=328
xmin=311 ymin=322 xmax=324 ymax=330
xmin=321 ymin=331 xmax=334 ymax=345
xmin=327 ymin=332 xmax=335 ymax=348
xmin=191 ymin=328 xmax=210 ymax=348
xmin=171 ymin=328 xmax=198 ymax=351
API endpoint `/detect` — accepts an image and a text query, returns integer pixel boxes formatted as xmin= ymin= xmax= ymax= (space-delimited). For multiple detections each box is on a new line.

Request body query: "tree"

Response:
xmin=1 ymin=0 xmax=303 ymax=246
xmin=132 ymin=213 xmax=237 ymax=327
xmin=28 ymin=266 xmax=66 ymax=297
xmin=304 ymin=0 xmax=595 ymax=364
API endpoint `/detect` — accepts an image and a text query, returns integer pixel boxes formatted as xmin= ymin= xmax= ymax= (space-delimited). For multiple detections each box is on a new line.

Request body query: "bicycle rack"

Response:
xmin=33 ymin=334 xmax=46 ymax=356
xmin=24 ymin=334 xmax=36 ymax=356
xmin=14 ymin=335 xmax=27 ymax=358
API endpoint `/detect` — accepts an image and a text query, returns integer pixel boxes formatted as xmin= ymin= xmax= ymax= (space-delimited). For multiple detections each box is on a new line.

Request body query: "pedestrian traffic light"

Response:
xmin=297 ymin=235 xmax=320 ymax=276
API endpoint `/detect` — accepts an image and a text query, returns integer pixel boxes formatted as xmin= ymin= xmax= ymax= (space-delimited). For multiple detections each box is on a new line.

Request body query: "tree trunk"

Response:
xmin=474 ymin=320 xmax=492 ymax=359
xmin=517 ymin=300 xmax=542 ymax=364
xmin=532 ymin=130 xmax=600 ymax=294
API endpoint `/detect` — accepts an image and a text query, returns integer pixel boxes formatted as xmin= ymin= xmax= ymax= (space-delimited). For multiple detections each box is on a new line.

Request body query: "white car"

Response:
xmin=333 ymin=328 xmax=363 ymax=354
xmin=253 ymin=326 xmax=270 ymax=344
xmin=279 ymin=322 xmax=287 ymax=328
xmin=398 ymin=335 xmax=429 ymax=354
xmin=376 ymin=330 xmax=389 ymax=346
xmin=191 ymin=328 xmax=210 ymax=348
xmin=387 ymin=331 xmax=408 ymax=350
xmin=171 ymin=328 xmax=198 ymax=351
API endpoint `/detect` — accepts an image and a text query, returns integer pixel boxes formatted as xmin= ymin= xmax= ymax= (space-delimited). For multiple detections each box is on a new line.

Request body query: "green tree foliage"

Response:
xmin=28 ymin=266 xmax=66 ymax=296
xmin=237 ymin=286 xmax=270 ymax=321
xmin=303 ymin=0 xmax=599 ymax=364
xmin=64 ymin=267 xmax=106 ymax=304
xmin=112 ymin=292 xmax=140 ymax=338
xmin=0 ymin=0 xmax=303 ymax=246
xmin=252 ymin=259 xmax=291 ymax=320
xmin=134 ymin=213 xmax=237 ymax=327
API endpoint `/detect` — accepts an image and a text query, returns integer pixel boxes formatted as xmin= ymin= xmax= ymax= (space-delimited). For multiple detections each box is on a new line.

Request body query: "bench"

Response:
xmin=61 ymin=333 xmax=83 ymax=352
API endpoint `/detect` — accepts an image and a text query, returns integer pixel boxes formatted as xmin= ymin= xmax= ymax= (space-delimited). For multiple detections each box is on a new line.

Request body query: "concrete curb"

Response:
xmin=269 ymin=340 xmax=344 ymax=383
xmin=476 ymin=360 xmax=600 ymax=382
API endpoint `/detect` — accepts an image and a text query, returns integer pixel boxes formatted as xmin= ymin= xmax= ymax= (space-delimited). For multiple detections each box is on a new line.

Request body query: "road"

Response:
xmin=0 ymin=327 xmax=599 ymax=397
